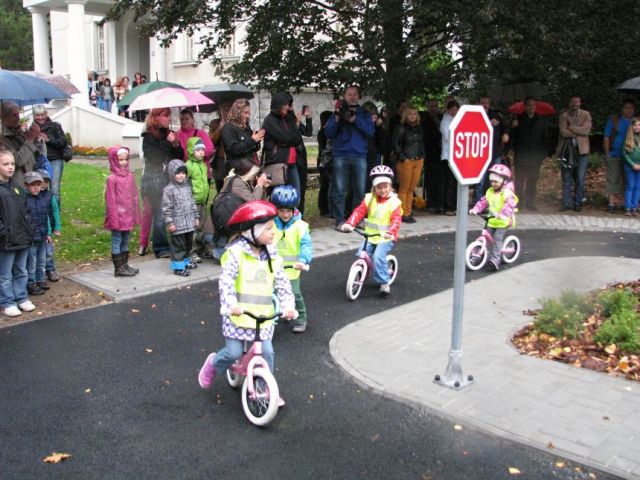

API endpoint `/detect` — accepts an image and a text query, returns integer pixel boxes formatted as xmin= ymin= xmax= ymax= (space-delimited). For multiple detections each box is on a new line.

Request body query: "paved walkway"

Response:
xmin=68 ymin=213 xmax=640 ymax=478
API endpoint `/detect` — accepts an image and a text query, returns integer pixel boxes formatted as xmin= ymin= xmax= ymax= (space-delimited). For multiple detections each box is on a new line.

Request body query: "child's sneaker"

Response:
xmin=488 ymin=259 xmax=500 ymax=271
xmin=198 ymin=352 xmax=217 ymax=389
xmin=3 ymin=305 xmax=22 ymax=317
xmin=18 ymin=300 xmax=36 ymax=312
xmin=186 ymin=261 xmax=198 ymax=269
xmin=174 ymin=269 xmax=190 ymax=277
xmin=191 ymin=254 xmax=202 ymax=264
xmin=379 ymin=283 xmax=390 ymax=297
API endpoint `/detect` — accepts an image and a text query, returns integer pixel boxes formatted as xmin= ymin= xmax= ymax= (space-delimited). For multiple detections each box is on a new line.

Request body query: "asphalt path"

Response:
xmin=1 ymin=230 xmax=637 ymax=479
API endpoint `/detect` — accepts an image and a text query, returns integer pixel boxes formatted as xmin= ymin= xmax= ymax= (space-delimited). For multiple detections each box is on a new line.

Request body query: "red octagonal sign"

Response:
xmin=448 ymin=105 xmax=494 ymax=185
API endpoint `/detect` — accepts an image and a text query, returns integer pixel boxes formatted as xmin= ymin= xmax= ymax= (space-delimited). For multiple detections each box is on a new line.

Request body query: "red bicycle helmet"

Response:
xmin=488 ymin=164 xmax=512 ymax=180
xmin=227 ymin=200 xmax=277 ymax=233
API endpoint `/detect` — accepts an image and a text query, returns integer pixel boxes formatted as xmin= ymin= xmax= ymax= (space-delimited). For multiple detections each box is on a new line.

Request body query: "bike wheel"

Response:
xmin=346 ymin=264 xmax=365 ymax=301
xmin=226 ymin=365 xmax=244 ymax=389
xmin=501 ymin=236 xmax=521 ymax=264
xmin=386 ymin=255 xmax=399 ymax=285
xmin=241 ymin=368 xmax=279 ymax=427
xmin=465 ymin=240 xmax=488 ymax=271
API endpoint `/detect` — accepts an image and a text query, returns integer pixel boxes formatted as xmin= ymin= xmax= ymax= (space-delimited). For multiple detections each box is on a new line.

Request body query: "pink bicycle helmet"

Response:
xmin=488 ymin=164 xmax=512 ymax=180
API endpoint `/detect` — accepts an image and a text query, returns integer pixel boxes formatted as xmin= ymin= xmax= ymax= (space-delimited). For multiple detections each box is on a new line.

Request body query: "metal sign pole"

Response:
xmin=434 ymin=182 xmax=474 ymax=389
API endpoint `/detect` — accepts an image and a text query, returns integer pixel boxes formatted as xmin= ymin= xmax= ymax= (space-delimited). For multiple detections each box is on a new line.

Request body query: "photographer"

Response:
xmin=325 ymin=85 xmax=375 ymax=228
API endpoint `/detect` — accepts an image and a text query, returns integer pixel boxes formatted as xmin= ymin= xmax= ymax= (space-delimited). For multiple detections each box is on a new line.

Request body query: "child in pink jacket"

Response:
xmin=105 ymin=146 xmax=141 ymax=277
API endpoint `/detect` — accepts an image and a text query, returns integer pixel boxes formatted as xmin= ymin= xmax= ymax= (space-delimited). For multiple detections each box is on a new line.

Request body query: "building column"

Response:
xmin=66 ymin=0 xmax=88 ymax=104
xmin=27 ymin=7 xmax=51 ymax=74
xmin=106 ymin=21 xmax=117 ymax=81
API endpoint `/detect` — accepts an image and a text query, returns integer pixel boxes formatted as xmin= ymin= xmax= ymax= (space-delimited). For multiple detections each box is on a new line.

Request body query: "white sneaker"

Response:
xmin=379 ymin=283 xmax=390 ymax=296
xmin=3 ymin=305 xmax=22 ymax=317
xmin=18 ymin=300 xmax=36 ymax=312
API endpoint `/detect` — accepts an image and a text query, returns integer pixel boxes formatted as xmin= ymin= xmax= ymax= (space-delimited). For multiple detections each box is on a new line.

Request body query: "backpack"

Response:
xmin=210 ymin=176 xmax=245 ymax=237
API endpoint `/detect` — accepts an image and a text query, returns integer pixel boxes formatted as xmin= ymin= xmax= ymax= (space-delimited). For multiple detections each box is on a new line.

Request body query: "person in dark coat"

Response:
xmin=296 ymin=104 xmax=313 ymax=216
xmin=420 ymin=99 xmax=442 ymax=211
xmin=221 ymin=98 xmax=263 ymax=171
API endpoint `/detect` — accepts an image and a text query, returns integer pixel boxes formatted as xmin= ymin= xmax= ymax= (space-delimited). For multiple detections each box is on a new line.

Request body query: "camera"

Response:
xmin=337 ymin=100 xmax=356 ymax=121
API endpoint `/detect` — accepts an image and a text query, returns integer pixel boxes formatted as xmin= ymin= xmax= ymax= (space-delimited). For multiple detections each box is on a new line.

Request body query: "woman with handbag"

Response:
xmin=32 ymin=105 xmax=69 ymax=205
xmin=261 ymin=92 xmax=303 ymax=194
xmin=138 ymin=108 xmax=184 ymax=257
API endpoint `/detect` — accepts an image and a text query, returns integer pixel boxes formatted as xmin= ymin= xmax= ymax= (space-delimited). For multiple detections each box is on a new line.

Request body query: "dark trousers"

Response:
xmin=423 ymin=158 xmax=440 ymax=205
xmin=297 ymin=154 xmax=308 ymax=216
xmin=436 ymin=160 xmax=457 ymax=211
xmin=169 ymin=231 xmax=193 ymax=270
xmin=318 ymin=166 xmax=332 ymax=216
xmin=515 ymin=164 xmax=541 ymax=209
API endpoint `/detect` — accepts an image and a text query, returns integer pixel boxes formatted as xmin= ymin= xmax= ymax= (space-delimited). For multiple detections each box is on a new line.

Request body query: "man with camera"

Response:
xmin=325 ymin=85 xmax=375 ymax=229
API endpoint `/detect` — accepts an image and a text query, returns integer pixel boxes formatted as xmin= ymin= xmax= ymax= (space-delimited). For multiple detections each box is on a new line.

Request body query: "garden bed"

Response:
xmin=512 ymin=281 xmax=640 ymax=382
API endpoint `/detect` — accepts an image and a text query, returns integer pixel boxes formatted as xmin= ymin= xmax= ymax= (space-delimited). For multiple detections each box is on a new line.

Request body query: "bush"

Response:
xmin=594 ymin=310 xmax=640 ymax=354
xmin=596 ymin=288 xmax=638 ymax=318
xmin=534 ymin=290 xmax=591 ymax=339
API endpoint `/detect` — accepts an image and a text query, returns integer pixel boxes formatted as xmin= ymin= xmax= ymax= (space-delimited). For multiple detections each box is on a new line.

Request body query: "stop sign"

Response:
xmin=448 ymin=105 xmax=494 ymax=185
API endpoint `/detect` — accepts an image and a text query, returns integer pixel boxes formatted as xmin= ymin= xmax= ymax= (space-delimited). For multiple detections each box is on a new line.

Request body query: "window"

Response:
xmin=97 ymin=24 xmax=106 ymax=70
xmin=221 ymin=33 xmax=235 ymax=57
xmin=174 ymin=33 xmax=196 ymax=63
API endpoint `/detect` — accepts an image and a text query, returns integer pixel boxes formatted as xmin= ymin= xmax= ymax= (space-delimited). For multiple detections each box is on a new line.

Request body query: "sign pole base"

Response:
xmin=434 ymin=350 xmax=474 ymax=390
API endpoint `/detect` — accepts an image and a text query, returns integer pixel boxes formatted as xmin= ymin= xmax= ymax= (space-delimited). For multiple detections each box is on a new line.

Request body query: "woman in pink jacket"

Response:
xmin=105 ymin=146 xmax=141 ymax=277
xmin=176 ymin=109 xmax=215 ymax=179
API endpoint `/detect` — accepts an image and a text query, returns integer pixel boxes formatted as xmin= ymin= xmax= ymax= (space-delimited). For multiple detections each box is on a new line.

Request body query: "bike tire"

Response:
xmin=386 ymin=255 xmax=399 ymax=285
xmin=226 ymin=366 xmax=244 ymax=389
xmin=501 ymin=235 xmax=521 ymax=264
xmin=346 ymin=264 xmax=365 ymax=301
xmin=465 ymin=240 xmax=488 ymax=271
xmin=241 ymin=368 xmax=279 ymax=427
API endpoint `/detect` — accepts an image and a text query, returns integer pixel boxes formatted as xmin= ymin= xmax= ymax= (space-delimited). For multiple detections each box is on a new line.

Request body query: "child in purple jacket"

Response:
xmin=105 ymin=146 xmax=141 ymax=277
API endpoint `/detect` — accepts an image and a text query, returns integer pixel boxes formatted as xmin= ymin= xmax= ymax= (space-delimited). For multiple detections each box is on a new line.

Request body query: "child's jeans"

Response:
xmin=27 ymin=241 xmax=47 ymax=285
xmin=488 ymin=227 xmax=507 ymax=265
xmin=358 ymin=240 xmax=395 ymax=285
xmin=213 ymin=337 xmax=274 ymax=373
xmin=111 ymin=230 xmax=131 ymax=255
xmin=45 ymin=241 xmax=56 ymax=272
xmin=0 ymin=248 xmax=29 ymax=308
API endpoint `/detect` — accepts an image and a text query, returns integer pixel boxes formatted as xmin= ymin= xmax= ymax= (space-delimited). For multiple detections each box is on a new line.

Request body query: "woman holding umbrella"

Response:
xmin=139 ymin=108 xmax=184 ymax=257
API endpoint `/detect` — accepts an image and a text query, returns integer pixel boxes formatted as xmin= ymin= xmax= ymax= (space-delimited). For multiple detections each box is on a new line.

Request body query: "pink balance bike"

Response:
xmin=223 ymin=306 xmax=283 ymax=427
xmin=465 ymin=215 xmax=521 ymax=271
xmin=345 ymin=227 xmax=398 ymax=300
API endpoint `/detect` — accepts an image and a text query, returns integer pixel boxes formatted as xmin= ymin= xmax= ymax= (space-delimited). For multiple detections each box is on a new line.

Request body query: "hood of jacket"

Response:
xmin=186 ymin=137 xmax=204 ymax=163
xmin=270 ymin=92 xmax=293 ymax=116
xmin=108 ymin=146 xmax=131 ymax=177
xmin=274 ymin=209 xmax=302 ymax=230
xmin=167 ymin=158 xmax=187 ymax=184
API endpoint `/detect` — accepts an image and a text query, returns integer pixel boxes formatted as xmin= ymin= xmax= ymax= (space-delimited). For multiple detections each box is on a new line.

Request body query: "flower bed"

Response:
xmin=73 ymin=145 xmax=109 ymax=156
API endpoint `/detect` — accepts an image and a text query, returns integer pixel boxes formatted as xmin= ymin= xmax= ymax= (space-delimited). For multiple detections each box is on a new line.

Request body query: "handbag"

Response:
xmin=62 ymin=143 xmax=73 ymax=162
xmin=262 ymin=162 xmax=287 ymax=186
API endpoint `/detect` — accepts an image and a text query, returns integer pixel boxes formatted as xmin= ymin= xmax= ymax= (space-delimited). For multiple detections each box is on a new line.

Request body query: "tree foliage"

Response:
xmin=106 ymin=0 xmax=640 ymax=125
xmin=0 ymin=0 xmax=34 ymax=70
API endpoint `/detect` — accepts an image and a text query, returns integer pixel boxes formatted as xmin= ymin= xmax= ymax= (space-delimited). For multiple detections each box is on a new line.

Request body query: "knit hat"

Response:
xmin=193 ymin=139 xmax=205 ymax=150
xmin=24 ymin=171 xmax=44 ymax=184
xmin=116 ymin=147 xmax=129 ymax=157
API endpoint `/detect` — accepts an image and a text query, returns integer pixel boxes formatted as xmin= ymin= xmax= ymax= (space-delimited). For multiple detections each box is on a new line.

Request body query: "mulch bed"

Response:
xmin=512 ymin=280 xmax=640 ymax=382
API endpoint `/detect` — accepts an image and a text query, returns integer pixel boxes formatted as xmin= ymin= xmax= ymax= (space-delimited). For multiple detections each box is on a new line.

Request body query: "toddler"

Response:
xmin=24 ymin=171 xmax=52 ymax=296
xmin=185 ymin=137 xmax=210 ymax=261
xmin=35 ymin=169 xmax=62 ymax=282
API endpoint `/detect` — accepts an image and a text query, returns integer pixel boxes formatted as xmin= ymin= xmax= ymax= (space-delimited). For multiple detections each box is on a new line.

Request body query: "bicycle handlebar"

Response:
xmin=353 ymin=227 xmax=380 ymax=238
xmin=220 ymin=308 xmax=281 ymax=322
xmin=284 ymin=264 xmax=310 ymax=271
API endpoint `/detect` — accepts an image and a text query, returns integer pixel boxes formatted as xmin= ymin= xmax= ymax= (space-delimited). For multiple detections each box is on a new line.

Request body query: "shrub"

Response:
xmin=534 ymin=290 xmax=591 ymax=339
xmin=594 ymin=310 xmax=640 ymax=354
xmin=596 ymin=288 xmax=638 ymax=318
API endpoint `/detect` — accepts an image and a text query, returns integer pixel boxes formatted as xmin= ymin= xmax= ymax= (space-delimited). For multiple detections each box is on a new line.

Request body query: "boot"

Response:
xmin=113 ymin=253 xmax=135 ymax=277
xmin=122 ymin=251 xmax=139 ymax=275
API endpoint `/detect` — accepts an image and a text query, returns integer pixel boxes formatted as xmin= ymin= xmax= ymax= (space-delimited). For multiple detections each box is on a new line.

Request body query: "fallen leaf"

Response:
xmin=371 ymin=433 xmax=380 ymax=441
xmin=547 ymin=441 xmax=555 ymax=449
xmin=588 ymin=473 xmax=597 ymax=479
xmin=604 ymin=344 xmax=617 ymax=355
xmin=145 ymin=348 xmax=153 ymax=353
xmin=131 ymin=309 xmax=140 ymax=313
xmin=43 ymin=452 xmax=71 ymax=463
xmin=508 ymin=467 xmax=521 ymax=475
xmin=151 ymin=304 xmax=157 ymax=309
xmin=462 ymin=451 xmax=469 ymax=456
xmin=454 ymin=424 xmax=463 ymax=431
xmin=308 ymin=394 xmax=314 ymax=399
xmin=84 ymin=388 xmax=91 ymax=394
xmin=555 ymin=461 xmax=565 ymax=468
xmin=602 ymin=416 xmax=609 ymax=421
xmin=574 ymin=466 xmax=582 ymax=472
xmin=618 ymin=359 xmax=630 ymax=373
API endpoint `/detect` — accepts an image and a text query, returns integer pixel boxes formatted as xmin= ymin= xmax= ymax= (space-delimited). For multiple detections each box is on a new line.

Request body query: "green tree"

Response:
xmin=0 ymin=0 xmax=34 ymax=70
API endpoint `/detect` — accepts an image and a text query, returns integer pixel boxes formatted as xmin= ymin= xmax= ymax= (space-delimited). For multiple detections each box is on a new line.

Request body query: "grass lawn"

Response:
xmin=57 ymin=162 xmax=321 ymax=265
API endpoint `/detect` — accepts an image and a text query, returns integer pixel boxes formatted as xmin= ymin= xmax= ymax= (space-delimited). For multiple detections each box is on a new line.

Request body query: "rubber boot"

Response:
xmin=122 ymin=251 xmax=139 ymax=275
xmin=113 ymin=253 xmax=135 ymax=277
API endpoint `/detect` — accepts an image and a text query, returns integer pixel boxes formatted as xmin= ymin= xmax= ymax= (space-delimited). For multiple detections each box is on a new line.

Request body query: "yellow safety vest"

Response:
xmin=276 ymin=220 xmax=309 ymax=280
xmin=363 ymin=193 xmax=402 ymax=244
xmin=486 ymin=188 xmax=518 ymax=229
xmin=221 ymin=243 xmax=282 ymax=329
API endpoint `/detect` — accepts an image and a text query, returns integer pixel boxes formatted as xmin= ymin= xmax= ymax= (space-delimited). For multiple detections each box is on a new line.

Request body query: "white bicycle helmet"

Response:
xmin=370 ymin=165 xmax=394 ymax=186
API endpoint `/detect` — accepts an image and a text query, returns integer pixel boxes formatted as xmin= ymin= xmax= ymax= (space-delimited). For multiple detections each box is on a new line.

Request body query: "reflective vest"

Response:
xmin=221 ymin=243 xmax=282 ymax=329
xmin=363 ymin=193 xmax=402 ymax=244
xmin=486 ymin=188 xmax=518 ymax=229
xmin=276 ymin=220 xmax=309 ymax=280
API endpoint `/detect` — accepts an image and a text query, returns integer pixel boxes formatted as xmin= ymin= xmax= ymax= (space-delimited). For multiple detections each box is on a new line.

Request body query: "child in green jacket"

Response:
xmin=186 ymin=138 xmax=211 ymax=260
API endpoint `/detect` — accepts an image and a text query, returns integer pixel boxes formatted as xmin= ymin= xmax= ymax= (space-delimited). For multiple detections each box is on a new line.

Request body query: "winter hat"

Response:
xmin=24 ymin=171 xmax=44 ymax=184
xmin=193 ymin=139 xmax=205 ymax=150
xmin=372 ymin=176 xmax=392 ymax=186
xmin=116 ymin=147 xmax=129 ymax=157
xmin=175 ymin=165 xmax=188 ymax=175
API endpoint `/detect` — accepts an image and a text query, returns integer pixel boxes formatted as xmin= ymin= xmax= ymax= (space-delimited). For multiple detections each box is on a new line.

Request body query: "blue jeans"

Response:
xmin=213 ymin=337 xmax=274 ymax=374
xmin=101 ymin=99 xmax=112 ymax=113
xmin=561 ymin=154 xmax=589 ymax=208
xmin=111 ymin=230 xmax=131 ymax=254
xmin=473 ymin=156 xmax=502 ymax=204
xmin=50 ymin=159 xmax=64 ymax=206
xmin=359 ymin=240 xmax=395 ymax=285
xmin=0 ymin=248 xmax=29 ymax=308
xmin=212 ymin=234 xmax=227 ymax=261
xmin=331 ymin=155 xmax=367 ymax=224
xmin=623 ymin=162 xmax=640 ymax=210
xmin=28 ymin=241 xmax=47 ymax=284
xmin=286 ymin=163 xmax=301 ymax=199
xmin=46 ymin=241 xmax=56 ymax=272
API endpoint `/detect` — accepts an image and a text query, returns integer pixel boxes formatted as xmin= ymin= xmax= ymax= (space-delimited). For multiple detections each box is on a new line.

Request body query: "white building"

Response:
xmin=22 ymin=0 xmax=337 ymax=152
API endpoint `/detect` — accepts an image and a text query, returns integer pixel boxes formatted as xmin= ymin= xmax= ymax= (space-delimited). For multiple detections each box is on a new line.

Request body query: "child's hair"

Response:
xmin=0 ymin=147 xmax=14 ymax=161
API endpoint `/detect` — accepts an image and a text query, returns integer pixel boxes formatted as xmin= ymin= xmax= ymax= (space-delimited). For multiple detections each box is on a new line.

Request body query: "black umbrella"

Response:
xmin=616 ymin=76 xmax=640 ymax=95
xmin=200 ymin=83 xmax=254 ymax=106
